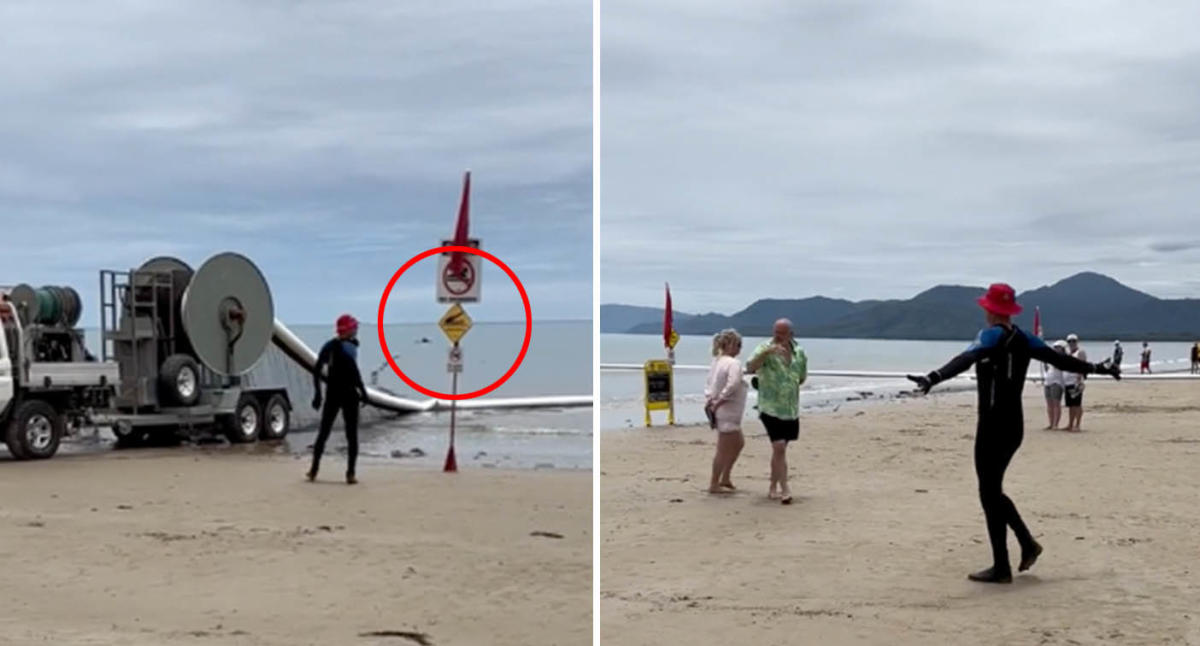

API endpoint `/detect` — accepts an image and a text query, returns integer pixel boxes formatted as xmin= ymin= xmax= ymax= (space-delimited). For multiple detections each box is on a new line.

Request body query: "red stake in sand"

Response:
xmin=444 ymin=341 xmax=460 ymax=473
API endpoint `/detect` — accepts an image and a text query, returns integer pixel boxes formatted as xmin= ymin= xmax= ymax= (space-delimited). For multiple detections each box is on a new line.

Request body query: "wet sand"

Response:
xmin=601 ymin=381 xmax=1200 ymax=645
xmin=0 ymin=449 xmax=590 ymax=645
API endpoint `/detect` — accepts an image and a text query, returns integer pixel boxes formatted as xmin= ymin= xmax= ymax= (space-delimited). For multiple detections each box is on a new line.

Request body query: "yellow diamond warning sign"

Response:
xmin=438 ymin=303 xmax=473 ymax=344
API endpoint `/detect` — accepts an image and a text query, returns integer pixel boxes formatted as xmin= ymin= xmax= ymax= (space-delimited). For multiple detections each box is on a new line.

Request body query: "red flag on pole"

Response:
xmin=449 ymin=171 xmax=471 ymax=274
xmin=663 ymin=283 xmax=673 ymax=348
xmin=1033 ymin=306 xmax=1042 ymax=338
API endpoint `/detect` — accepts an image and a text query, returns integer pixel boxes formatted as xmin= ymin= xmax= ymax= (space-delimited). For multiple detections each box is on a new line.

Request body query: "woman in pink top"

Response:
xmin=705 ymin=329 xmax=748 ymax=494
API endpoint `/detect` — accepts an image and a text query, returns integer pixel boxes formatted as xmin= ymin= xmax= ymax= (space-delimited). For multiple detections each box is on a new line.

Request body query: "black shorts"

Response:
xmin=760 ymin=413 xmax=799 ymax=443
xmin=1064 ymin=385 xmax=1083 ymax=407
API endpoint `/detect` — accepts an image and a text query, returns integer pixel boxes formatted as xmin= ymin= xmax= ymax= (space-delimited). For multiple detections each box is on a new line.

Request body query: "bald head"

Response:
xmin=773 ymin=318 xmax=793 ymax=344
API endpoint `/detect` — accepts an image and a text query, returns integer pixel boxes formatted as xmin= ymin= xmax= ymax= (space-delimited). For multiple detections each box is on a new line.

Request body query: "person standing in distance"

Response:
xmin=907 ymin=284 xmax=1119 ymax=584
xmin=1063 ymin=334 xmax=1088 ymax=432
xmin=308 ymin=314 xmax=368 ymax=484
xmin=745 ymin=318 xmax=808 ymax=505
xmin=1042 ymin=340 xmax=1069 ymax=431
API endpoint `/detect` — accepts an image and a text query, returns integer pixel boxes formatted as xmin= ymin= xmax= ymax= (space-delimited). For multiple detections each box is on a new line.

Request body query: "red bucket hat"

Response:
xmin=336 ymin=314 xmax=359 ymax=337
xmin=977 ymin=283 xmax=1022 ymax=316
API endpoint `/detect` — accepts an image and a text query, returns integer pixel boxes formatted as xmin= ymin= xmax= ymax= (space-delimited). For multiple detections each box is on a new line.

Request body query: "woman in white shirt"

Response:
xmin=1043 ymin=340 xmax=1068 ymax=430
xmin=705 ymin=328 xmax=748 ymax=494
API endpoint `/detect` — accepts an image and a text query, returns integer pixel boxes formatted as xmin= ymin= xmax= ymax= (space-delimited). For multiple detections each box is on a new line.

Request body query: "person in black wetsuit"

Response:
xmin=307 ymin=314 xmax=368 ymax=484
xmin=907 ymin=283 xmax=1120 ymax=583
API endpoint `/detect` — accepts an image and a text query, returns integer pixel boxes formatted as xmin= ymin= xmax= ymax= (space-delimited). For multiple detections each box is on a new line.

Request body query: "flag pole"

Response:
xmin=664 ymin=283 xmax=676 ymax=425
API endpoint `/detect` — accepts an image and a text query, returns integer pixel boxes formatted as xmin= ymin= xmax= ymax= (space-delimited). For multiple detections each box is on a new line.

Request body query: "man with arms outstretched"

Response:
xmin=908 ymin=284 xmax=1120 ymax=583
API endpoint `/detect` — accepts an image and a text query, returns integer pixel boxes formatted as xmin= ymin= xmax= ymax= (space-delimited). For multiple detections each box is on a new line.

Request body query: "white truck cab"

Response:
xmin=1 ymin=302 xmax=17 ymax=419
xmin=0 ymin=299 xmax=118 ymax=459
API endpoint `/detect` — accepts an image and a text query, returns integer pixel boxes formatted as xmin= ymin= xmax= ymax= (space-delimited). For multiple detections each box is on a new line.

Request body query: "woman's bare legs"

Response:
xmin=709 ymin=437 xmax=728 ymax=493
xmin=718 ymin=431 xmax=744 ymax=488
xmin=1046 ymin=400 xmax=1062 ymax=429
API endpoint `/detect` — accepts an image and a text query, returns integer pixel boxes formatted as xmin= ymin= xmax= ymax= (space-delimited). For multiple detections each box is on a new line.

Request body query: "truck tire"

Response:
xmin=260 ymin=394 xmax=290 ymax=440
xmin=223 ymin=394 xmax=261 ymax=444
xmin=159 ymin=354 xmax=201 ymax=407
xmin=4 ymin=399 xmax=63 ymax=460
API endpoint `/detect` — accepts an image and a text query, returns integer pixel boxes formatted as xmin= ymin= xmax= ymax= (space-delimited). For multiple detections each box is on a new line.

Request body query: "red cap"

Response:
xmin=336 ymin=314 xmax=359 ymax=337
xmin=977 ymin=283 xmax=1022 ymax=317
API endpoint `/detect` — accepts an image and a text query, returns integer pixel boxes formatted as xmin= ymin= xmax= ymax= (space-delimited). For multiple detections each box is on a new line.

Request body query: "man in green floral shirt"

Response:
xmin=746 ymin=318 xmax=808 ymax=504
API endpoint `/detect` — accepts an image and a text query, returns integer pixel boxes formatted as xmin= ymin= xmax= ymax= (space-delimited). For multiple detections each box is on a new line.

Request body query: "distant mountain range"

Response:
xmin=601 ymin=273 xmax=1200 ymax=341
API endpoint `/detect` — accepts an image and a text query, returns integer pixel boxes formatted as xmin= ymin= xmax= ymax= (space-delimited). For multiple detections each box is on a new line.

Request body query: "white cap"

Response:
xmin=1053 ymin=339 xmax=1068 ymax=349
xmin=1114 ymin=340 xmax=1121 ymax=345
xmin=1066 ymin=333 xmax=1079 ymax=342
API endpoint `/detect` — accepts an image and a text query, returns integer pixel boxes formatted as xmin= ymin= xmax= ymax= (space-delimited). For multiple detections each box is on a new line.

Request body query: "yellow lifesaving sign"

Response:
xmin=644 ymin=359 xmax=675 ymax=426
xmin=438 ymin=303 xmax=473 ymax=344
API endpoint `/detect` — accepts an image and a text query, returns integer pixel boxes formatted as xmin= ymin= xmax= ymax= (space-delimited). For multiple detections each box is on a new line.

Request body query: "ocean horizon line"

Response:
xmin=605 ymin=330 xmax=1200 ymax=343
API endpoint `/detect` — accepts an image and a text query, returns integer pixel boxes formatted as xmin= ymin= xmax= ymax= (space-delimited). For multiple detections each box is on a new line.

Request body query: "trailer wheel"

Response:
xmin=223 ymin=395 xmax=261 ymax=444
xmin=159 ymin=354 xmax=201 ymax=407
xmin=5 ymin=399 xmax=63 ymax=460
xmin=260 ymin=394 xmax=290 ymax=440
xmin=112 ymin=422 xmax=148 ymax=448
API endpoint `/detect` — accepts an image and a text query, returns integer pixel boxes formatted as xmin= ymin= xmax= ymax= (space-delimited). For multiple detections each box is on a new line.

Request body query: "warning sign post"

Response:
xmin=438 ymin=303 xmax=474 ymax=473
xmin=438 ymin=303 xmax=473 ymax=344
xmin=437 ymin=238 xmax=482 ymax=303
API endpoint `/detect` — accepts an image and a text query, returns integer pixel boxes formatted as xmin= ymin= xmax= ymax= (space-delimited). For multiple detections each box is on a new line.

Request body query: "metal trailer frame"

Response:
xmin=97 ymin=264 xmax=292 ymax=442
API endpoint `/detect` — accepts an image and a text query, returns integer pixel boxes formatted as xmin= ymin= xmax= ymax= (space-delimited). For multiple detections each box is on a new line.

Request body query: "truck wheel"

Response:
xmin=260 ymin=394 xmax=290 ymax=440
xmin=159 ymin=354 xmax=201 ymax=407
xmin=223 ymin=395 xmax=261 ymax=444
xmin=5 ymin=399 xmax=63 ymax=460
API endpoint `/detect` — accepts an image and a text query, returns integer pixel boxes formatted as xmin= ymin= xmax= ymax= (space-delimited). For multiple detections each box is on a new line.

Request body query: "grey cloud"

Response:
xmin=1149 ymin=240 xmax=1200 ymax=253
xmin=0 ymin=0 xmax=591 ymax=324
xmin=602 ymin=0 xmax=1200 ymax=310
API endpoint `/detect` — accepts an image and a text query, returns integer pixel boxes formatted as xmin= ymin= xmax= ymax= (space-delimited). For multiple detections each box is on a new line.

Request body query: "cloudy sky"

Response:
xmin=0 ymin=0 xmax=591 ymax=325
xmin=601 ymin=0 xmax=1200 ymax=313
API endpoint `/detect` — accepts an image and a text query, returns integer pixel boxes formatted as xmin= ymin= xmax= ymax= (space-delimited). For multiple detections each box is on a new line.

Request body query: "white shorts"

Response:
xmin=714 ymin=406 xmax=744 ymax=433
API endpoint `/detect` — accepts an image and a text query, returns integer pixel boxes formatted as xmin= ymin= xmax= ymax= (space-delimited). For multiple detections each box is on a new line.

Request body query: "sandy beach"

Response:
xmin=601 ymin=381 xmax=1200 ymax=645
xmin=0 ymin=449 xmax=591 ymax=646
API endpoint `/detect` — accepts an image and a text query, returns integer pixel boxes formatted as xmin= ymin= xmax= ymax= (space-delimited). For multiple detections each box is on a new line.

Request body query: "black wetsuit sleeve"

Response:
xmin=929 ymin=349 xmax=982 ymax=385
xmin=925 ymin=327 xmax=1000 ymax=387
xmin=313 ymin=341 xmax=332 ymax=397
xmin=1030 ymin=343 xmax=1094 ymax=375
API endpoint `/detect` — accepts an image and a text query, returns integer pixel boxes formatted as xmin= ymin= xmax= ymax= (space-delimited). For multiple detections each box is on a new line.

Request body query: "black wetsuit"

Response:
xmin=310 ymin=337 xmax=367 ymax=477
xmin=920 ymin=325 xmax=1106 ymax=575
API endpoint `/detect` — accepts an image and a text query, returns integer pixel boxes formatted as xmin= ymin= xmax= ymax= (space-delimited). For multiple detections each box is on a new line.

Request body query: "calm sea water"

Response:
xmin=601 ymin=333 xmax=1194 ymax=430
xmin=82 ymin=321 xmax=592 ymax=470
